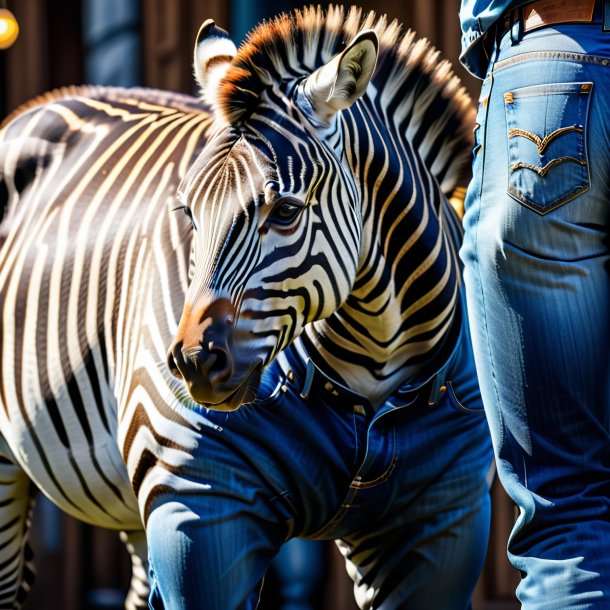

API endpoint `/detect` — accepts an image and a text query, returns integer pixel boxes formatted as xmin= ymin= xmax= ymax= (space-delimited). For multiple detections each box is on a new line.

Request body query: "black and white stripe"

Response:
xmin=0 ymin=86 xmax=212 ymax=608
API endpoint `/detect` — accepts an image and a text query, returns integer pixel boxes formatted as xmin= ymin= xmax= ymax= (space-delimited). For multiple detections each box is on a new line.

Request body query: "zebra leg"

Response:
xmin=0 ymin=451 xmax=36 ymax=609
xmin=119 ymin=530 xmax=149 ymax=610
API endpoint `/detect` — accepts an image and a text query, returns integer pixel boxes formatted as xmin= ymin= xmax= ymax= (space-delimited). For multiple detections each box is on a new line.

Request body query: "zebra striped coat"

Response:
xmin=0 ymin=85 xmax=210 ymax=608
xmin=0 ymin=6 xmax=479 ymax=609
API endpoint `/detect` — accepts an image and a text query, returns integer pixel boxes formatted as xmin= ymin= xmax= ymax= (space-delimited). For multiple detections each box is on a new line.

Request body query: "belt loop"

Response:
xmin=604 ymin=0 xmax=610 ymax=31
xmin=510 ymin=7 xmax=524 ymax=44
xmin=509 ymin=9 xmax=517 ymax=44
xmin=299 ymin=359 xmax=316 ymax=399
xmin=518 ymin=6 xmax=525 ymax=38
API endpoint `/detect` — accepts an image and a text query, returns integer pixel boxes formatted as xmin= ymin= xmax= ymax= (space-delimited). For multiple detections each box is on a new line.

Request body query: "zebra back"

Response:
xmin=0 ymin=87 xmax=211 ymax=526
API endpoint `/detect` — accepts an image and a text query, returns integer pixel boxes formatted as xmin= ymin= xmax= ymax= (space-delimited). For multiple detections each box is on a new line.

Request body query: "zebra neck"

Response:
xmin=300 ymin=143 xmax=463 ymax=405
xmin=301 ymin=287 xmax=459 ymax=406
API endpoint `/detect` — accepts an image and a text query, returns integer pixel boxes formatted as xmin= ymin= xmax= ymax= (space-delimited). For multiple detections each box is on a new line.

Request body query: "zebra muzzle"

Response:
xmin=168 ymin=338 xmax=233 ymax=385
xmin=167 ymin=298 xmax=253 ymax=408
xmin=167 ymin=338 xmax=262 ymax=411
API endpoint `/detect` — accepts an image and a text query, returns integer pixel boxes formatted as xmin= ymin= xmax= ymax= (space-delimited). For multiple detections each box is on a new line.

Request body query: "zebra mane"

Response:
xmin=217 ymin=4 xmax=474 ymax=192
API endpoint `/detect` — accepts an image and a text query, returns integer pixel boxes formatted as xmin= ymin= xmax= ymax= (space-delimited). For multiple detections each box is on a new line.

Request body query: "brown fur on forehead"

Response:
xmin=215 ymin=4 xmax=473 ymax=133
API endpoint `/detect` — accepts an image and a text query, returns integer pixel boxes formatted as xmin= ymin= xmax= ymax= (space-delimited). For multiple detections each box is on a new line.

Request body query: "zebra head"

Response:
xmin=167 ymin=17 xmax=378 ymax=410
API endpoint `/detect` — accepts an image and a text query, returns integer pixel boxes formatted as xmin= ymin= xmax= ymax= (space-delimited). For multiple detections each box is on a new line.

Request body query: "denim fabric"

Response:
xmin=461 ymin=20 xmax=610 ymax=609
xmin=146 ymin=293 xmax=492 ymax=610
xmin=264 ymin=538 xmax=327 ymax=610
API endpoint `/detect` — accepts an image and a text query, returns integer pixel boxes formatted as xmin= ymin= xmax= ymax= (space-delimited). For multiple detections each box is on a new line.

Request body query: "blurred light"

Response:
xmin=0 ymin=8 xmax=19 ymax=50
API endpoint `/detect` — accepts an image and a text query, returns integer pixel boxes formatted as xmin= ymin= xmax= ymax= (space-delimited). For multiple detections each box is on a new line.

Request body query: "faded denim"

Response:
xmin=461 ymin=19 xmax=610 ymax=610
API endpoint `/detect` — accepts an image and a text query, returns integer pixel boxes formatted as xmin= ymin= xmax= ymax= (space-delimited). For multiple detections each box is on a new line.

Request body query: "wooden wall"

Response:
xmin=1 ymin=0 xmax=83 ymax=117
xmin=1 ymin=1 xmax=519 ymax=609
xmin=1 ymin=0 xmax=479 ymax=117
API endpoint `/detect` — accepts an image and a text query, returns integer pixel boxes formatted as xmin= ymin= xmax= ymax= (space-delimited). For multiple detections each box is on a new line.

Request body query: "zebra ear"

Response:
xmin=303 ymin=29 xmax=378 ymax=123
xmin=194 ymin=19 xmax=237 ymax=105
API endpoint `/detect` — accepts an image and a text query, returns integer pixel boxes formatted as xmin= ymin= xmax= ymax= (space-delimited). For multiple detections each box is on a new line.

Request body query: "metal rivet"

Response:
xmin=287 ymin=370 xmax=295 ymax=382
xmin=281 ymin=385 xmax=288 ymax=393
xmin=324 ymin=381 xmax=334 ymax=392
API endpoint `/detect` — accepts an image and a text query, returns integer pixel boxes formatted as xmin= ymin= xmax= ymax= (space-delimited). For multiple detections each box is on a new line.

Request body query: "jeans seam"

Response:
xmin=351 ymin=412 xmax=360 ymax=470
xmin=446 ymin=380 xmax=485 ymax=414
xmin=508 ymin=182 xmax=590 ymax=214
xmin=473 ymin=68 xmax=506 ymax=451
xmin=350 ymin=455 xmax=398 ymax=489
xmin=494 ymin=50 xmax=610 ymax=74
xmin=308 ymin=488 xmax=356 ymax=537
xmin=350 ymin=428 xmax=398 ymax=489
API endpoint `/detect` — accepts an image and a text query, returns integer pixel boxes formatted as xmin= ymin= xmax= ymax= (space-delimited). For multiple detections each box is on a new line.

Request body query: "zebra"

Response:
xmin=0 ymin=6 xmax=493 ymax=610
xmin=0 ymin=84 xmax=211 ymax=609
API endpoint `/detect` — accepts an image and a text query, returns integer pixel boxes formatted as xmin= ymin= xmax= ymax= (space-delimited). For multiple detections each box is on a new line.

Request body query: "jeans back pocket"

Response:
xmin=504 ymin=81 xmax=592 ymax=214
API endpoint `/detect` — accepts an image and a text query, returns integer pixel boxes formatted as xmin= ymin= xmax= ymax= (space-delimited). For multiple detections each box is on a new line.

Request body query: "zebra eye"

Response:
xmin=174 ymin=204 xmax=197 ymax=231
xmin=268 ymin=198 xmax=305 ymax=227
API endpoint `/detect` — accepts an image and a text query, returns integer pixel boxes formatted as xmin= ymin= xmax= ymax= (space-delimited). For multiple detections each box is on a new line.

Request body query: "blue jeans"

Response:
xmin=263 ymin=538 xmax=327 ymax=610
xmin=146 ymin=294 xmax=492 ymax=609
xmin=461 ymin=17 xmax=610 ymax=610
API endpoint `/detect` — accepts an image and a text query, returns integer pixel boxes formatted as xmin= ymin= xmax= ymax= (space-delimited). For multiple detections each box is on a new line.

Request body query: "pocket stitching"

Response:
xmin=504 ymin=82 xmax=592 ymax=215
xmin=446 ymin=380 xmax=485 ymax=415
xmin=510 ymin=155 xmax=587 ymax=177
xmin=508 ymin=125 xmax=583 ymax=154
xmin=507 ymin=179 xmax=590 ymax=214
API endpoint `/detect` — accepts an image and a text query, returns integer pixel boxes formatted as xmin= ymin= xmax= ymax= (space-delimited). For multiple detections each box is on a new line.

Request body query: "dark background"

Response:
xmin=1 ymin=1 xmax=519 ymax=608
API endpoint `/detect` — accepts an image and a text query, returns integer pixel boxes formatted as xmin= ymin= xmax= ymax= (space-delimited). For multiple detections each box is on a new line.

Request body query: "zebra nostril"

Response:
xmin=207 ymin=344 xmax=233 ymax=384
xmin=184 ymin=347 xmax=202 ymax=369
xmin=167 ymin=351 xmax=183 ymax=379
xmin=176 ymin=342 xmax=233 ymax=385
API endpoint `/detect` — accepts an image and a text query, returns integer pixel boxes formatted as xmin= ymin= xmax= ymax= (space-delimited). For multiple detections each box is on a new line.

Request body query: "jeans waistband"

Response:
xmin=276 ymin=337 xmax=459 ymax=414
